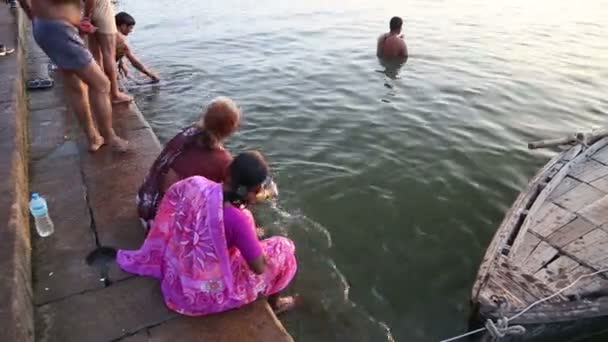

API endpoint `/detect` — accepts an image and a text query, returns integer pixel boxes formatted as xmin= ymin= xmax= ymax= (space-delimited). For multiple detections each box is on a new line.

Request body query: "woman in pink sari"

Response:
xmin=118 ymin=151 xmax=297 ymax=315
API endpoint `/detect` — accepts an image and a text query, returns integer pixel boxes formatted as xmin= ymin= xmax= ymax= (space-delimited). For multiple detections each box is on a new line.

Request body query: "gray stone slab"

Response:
xmin=36 ymin=277 xmax=175 ymax=342
xmin=80 ymin=127 xmax=160 ymax=250
xmin=116 ymin=331 xmax=150 ymax=342
xmin=30 ymin=143 xmax=102 ymax=304
xmin=28 ymin=87 xmax=65 ymax=111
xmin=28 ymin=107 xmax=71 ymax=161
xmin=148 ymin=300 xmax=293 ymax=342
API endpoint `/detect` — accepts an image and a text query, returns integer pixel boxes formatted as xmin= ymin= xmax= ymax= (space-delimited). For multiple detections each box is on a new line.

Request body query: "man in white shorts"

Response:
xmin=83 ymin=0 xmax=132 ymax=103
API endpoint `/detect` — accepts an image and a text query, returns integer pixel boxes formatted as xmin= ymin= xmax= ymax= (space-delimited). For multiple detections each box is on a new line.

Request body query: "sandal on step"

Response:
xmin=0 ymin=44 xmax=15 ymax=56
xmin=26 ymin=78 xmax=55 ymax=90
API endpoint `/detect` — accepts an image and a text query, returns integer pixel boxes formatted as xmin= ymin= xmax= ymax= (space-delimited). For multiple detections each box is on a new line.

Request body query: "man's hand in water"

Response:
xmin=148 ymin=71 xmax=160 ymax=83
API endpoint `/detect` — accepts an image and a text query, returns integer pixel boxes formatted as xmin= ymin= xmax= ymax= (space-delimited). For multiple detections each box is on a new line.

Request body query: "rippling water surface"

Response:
xmin=116 ymin=0 xmax=608 ymax=340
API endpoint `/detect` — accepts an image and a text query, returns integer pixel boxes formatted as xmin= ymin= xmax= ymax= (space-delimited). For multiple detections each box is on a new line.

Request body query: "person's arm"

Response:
xmin=376 ymin=35 xmax=384 ymax=58
xmin=401 ymin=41 xmax=408 ymax=59
xmin=118 ymin=58 xmax=129 ymax=78
xmin=83 ymin=0 xmax=96 ymax=19
xmin=17 ymin=0 xmax=33 ymax=20
xmin=230 ymin=209 xmax=265 ymax=274
xmin=247 ymin=255 xmax=265 ymax=275
xmin=125 ymin=45 xmax=159 ymax=81
xmin=161 ymin=168 xmax=181 ymax=193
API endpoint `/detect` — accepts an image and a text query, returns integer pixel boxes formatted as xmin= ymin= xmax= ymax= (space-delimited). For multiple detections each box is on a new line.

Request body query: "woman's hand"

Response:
xmin=256 ymin=227 xmax=265 ymax=239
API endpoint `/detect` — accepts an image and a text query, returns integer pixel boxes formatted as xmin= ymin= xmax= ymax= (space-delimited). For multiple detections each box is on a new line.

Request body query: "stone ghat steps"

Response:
xmin=0 ymin=6 xmax=293 ymax=342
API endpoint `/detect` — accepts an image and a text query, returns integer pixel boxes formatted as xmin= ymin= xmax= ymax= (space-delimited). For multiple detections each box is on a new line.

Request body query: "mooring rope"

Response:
xmin=439 ymin=268 xmax=608 ymax=342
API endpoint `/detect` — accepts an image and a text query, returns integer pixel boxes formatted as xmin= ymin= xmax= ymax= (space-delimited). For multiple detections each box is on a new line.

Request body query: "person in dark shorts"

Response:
xmin=17 ymin=0 xmax=128 ymax=152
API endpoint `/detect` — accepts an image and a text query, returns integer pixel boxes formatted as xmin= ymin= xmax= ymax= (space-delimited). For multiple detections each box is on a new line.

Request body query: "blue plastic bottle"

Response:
xmin=29 ymin=193 xmax=54 ymax=237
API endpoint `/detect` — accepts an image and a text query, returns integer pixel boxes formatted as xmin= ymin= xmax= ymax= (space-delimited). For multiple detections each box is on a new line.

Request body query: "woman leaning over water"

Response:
xmin=137 ymin=97 xmax=240 ymax=231
xmin=118 ymin=151 xmax=298 ymax=315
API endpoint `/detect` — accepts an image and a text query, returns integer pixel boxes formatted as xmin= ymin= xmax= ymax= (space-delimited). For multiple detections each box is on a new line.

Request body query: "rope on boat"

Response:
xmin=439 ymin=268 xmax=608 ymax=342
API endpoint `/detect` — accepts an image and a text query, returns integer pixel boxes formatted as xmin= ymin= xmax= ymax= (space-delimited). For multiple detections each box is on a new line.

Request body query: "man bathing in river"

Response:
xmin=17 ymin=0 xmax=129 ymax=152
xmin=115 ymin=12 xmax=159 ymax=83
xmin=377 ymin=16 xmax=408 ymax=59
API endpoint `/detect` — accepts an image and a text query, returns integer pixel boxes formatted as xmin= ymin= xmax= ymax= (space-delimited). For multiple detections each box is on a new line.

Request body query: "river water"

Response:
xmin=116 ymin=0 xmax=608 ymax=340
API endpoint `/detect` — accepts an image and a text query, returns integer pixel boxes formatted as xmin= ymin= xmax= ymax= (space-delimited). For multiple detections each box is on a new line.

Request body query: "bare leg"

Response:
xmin=60 ymin=70 xmax=105 ymax=152
xmin=74 ymin=61 xmax=129 ymax=152
xmin=96 ymin=32 xmax=131 ymax=103
xmin=87 ymin=33 xmax=103 ymax=68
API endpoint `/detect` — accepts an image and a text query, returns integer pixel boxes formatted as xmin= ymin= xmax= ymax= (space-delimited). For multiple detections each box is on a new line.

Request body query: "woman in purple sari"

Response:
xmin=119 ymin=151 xmax=297 ymax=315
xmin=137 ymin=97 xmax=240 ymax=231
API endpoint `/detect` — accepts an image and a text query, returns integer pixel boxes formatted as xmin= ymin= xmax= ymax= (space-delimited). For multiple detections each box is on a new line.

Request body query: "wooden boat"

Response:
xmin=471 ymin=130 xmax=608 ymax=340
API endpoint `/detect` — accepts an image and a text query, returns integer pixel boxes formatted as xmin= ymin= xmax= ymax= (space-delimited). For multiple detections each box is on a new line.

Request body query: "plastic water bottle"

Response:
xmin=29 ymin=193 xmax=54 ymax=237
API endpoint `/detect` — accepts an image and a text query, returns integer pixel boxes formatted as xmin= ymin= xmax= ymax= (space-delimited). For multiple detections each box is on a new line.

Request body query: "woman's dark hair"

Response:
xmin=115 ymin=12 xmax=136 ymax=27
xmin=224 ymin=151 xmax=269 ymax=206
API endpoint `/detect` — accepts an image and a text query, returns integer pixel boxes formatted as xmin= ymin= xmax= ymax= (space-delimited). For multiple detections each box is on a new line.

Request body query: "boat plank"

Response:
xmin=553 ymin=182 xmax=605 ymax=213
xmin=577 ymin=194 xmax=608 ymax=226
xmin=534 ymin=255 xmax=580 ymax=294
xmin=521 ymin=241 xmax=559 ymax=275
xmin=510 ymin=232 xmax=541 ymax=266
xmin=473 ymin=145 xmax=583 ymax=299
xmin=591 ymin=145 xmax=608 ymax=165
xmin=560 ymin=265 xmax=608 ymax=297
xmin=590 ymin=175 xmax=608 ymax=193
xmin=548 ymin=176 xmax=582 ymax=201
xmin=569 ymin=159 xmax=608 ymax=183
xmin=529 ymin=202 xmax=576 ymax=237
xmin=546 ymin=217 xmax=597 ymax=248
xmin=563 ymin=229 xmax=608 ymax=268
xmin=486 ymin=270 xmax=544 ymax=306
xmin=481 ymin=279 xmax=529 ymax=309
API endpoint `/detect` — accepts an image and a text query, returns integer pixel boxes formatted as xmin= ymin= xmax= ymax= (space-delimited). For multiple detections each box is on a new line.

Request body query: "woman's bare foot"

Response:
xmin=88 ymin=135 xmax=105 ymax=152
xmin=108 ymin=136 xmax=130 ymax=153
xmin=111 ymin=91 xmax=133 ymax=104
xmin=270 ymin=295 xmax=299 ymax=315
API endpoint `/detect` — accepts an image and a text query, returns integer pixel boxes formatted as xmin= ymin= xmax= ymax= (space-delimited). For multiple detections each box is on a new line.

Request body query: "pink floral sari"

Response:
xmin=118 ymin=176 xmax=297 ymax=316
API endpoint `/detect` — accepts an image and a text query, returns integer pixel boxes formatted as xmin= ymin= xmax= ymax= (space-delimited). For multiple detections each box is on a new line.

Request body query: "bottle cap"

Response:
xmin=31 ymin=193 xmax=40 ymax=200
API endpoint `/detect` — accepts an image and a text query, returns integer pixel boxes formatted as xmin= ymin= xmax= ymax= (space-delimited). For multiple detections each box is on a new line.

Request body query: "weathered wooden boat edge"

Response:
xmin=471 ymin=136 xmax=608 ymax=340
xmin=471 ymin=144 xmax=584 ymax=300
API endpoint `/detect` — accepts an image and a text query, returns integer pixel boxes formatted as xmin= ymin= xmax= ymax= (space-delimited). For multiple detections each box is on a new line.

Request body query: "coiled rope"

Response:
xmin=439 ymin=268 xmax=608 ymax=342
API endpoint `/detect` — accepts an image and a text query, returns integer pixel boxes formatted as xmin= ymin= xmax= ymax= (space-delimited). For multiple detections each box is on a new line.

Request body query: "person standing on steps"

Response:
xmin=17 ymin=0 xmax=129 ymax=152
xmin=82 ymin=0 xmax=132 ymax=104
xmin=377 ymin=16 xmax=408 ymax=59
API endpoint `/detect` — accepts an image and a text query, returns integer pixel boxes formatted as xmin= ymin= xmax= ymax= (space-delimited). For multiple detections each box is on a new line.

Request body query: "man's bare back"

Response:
xmin=20 ymin=0 xmax=81 ymax=24
xmin=377 ymin=33 xmax=407 ymax=58
xmin=376 ymin=16 xmax=408 ymax=59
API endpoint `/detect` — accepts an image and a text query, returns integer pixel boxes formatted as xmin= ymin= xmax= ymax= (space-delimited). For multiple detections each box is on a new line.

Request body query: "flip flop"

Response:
xmin=0 ymin=44 xmax=15 ymax=56
xmin=26 ymin=78 xmax=54 ymax=90
xmin=48 ymin=63 xmax=58 ymax=72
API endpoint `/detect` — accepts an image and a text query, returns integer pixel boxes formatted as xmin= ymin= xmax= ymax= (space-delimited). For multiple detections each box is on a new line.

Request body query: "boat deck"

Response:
xmin=474 ymin=139 xmax=608 ymax=323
